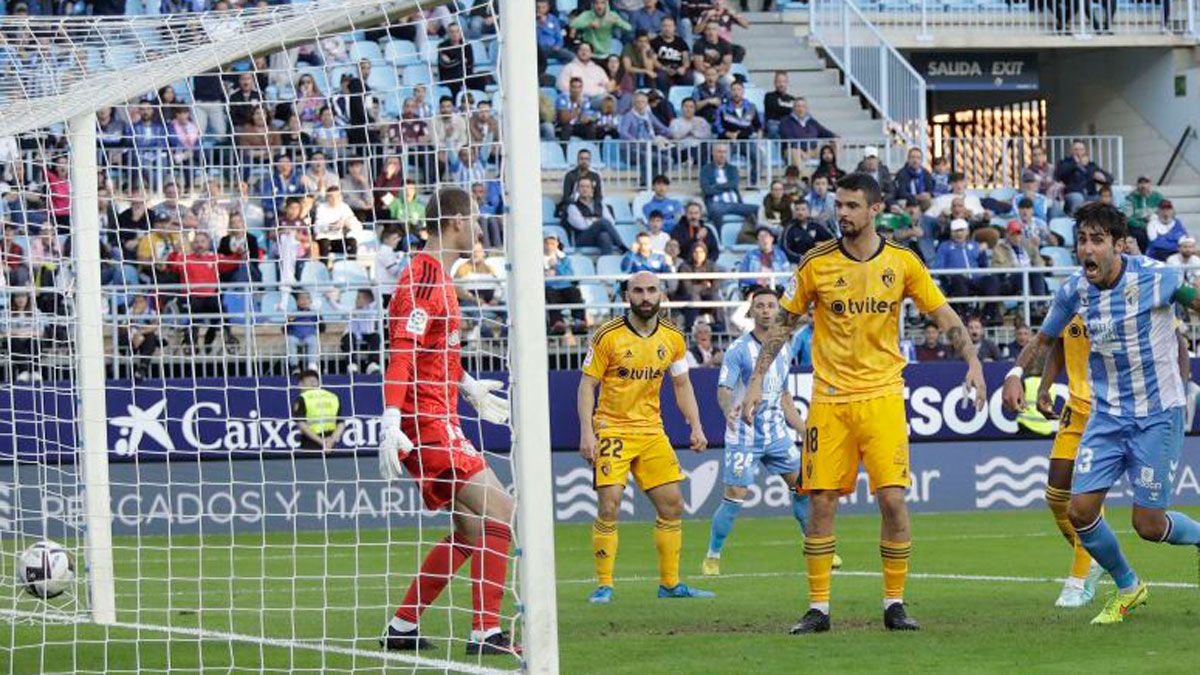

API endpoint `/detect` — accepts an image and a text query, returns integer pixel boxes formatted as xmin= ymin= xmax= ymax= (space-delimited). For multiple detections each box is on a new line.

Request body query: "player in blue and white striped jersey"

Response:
xmin=702 ymin=287 xmax=841 ymax=575
xmin=1004 ymin=202 xmax=1200 ymax=626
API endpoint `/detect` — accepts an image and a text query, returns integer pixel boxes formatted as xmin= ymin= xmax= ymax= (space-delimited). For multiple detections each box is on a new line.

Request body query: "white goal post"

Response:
xmin=0 ymin=0 xmax=558 ymax=671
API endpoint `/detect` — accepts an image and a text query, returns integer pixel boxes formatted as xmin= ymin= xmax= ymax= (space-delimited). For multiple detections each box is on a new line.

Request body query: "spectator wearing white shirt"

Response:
xmin=925 ymin=172 xmax=987 ymax=220
xmin=645 ymin=211 xmax=671 ymax=254
xmin=1167 ymin=236 xmax=1200 ymax=284
xmin=313 ymin=186 xmax=362 ymax=265
xmin=342 ymin=288 xmax=382 ymax=374
xmin=556 ymin=42 xmax=611 ymax=102
xmin=375 ymin=228 xmax=406 ymax=309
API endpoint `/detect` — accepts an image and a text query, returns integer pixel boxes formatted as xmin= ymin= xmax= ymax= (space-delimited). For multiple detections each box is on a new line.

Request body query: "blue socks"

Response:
xmin=1163 ymin=511 xmax=1200 ymax=545
xmin=1076 ymin=515 xmax=1139 ymax=592
xmin=792 ymin=491 xmax=810 ymax=535
xmin=706 ymin=497 xmax=743 ymax=557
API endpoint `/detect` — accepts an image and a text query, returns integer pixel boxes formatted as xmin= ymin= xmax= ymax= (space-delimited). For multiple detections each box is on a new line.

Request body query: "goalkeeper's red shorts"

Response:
xmin=401 ymin=423 xmax=487 ymax=511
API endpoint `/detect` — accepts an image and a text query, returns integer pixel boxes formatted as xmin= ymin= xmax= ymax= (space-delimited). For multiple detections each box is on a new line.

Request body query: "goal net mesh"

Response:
xmin=0 ymin=1 xmax=528 ymax=672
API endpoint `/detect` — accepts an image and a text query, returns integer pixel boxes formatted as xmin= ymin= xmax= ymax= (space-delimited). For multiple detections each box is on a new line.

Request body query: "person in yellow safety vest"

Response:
xmin=1016 ymin=375 xmax=1056 ymax=436
xmin=292 ymin=369 xmax=345 ymax=451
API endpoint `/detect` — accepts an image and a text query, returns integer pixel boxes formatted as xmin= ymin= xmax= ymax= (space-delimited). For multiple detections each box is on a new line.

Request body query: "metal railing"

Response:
xmin=809 ymin=0 xmax=928 ymax=153
xmin=792 ymin=0 xmax=1199 ymax=39
xmin=932 ymin=135 xmax=1125 ymax=188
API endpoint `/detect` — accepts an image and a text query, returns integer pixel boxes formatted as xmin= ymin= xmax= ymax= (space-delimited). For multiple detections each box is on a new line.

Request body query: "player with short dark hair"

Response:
xmin=742 ymin=174 xmax=985 ymax=634
xmin=378 ymin=186 xmax=519 ymax=655
xmin=1004 ymin=202 xmax=1200 ymax=625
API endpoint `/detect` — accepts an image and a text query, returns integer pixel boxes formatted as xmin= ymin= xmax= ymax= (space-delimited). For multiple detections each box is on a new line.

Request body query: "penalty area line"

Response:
xmin=0 ymin=608 xmax=514 ymax=674
xmin=557 ymin=569 xmax=1199 ymax=590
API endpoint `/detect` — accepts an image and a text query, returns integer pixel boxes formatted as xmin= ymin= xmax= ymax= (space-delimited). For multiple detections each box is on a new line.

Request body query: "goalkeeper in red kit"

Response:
xmin=378 ymin=187 xmax=517 ymax=656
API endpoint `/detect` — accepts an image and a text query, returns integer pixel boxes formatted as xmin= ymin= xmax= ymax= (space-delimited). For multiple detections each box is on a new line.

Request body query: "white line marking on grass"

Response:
xmin=0 ymin=608 xmax=515 ymax=674
xmin=556 ymin=569 xmax=1199 ymax=590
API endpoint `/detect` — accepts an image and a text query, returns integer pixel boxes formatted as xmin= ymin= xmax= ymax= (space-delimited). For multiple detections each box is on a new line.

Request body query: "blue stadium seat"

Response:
xmin=258 ymin=260 xmax=279 ymax=288
xmin=299 ymin=261 xmax=331 ymax=291
xmin=402 ymin=64 xmax=433 ymax=86
xmin=256 ymin=292 xmax=294 ymax=324
xmin=668 ymin=86 xmax=695 ymax=113
xmin=743 ymin=86 xmax=765 ymax=116
xmin=596 ymin=254 xmax=624 ymax=278
xmin=989 ymin=187 xmax=1016 ymax=203
xmin=579 ymin=283 xmax=611 ymax=318
xmin=349 ymin=41 xmax=384 ymax=63
xmin=1040 ymin=246 xmax=1075 ymax=269
xmin=1049 ymin=217 xmax=1075 ymax=247
xmin=721 ymin=221 xmax=744 ymax=249
xmin=615 ymin=224 xmax=641 ymax=249
xmin=542 ymin=197 xmax=560 ymax=225
xmin=223 ymin=291 xmax=255 ymax=325
xmin=605 ymin=197 xmax=635 ymax=224
xmin=384 ymin=40 xmax=421 ymax=65
xmin=541 ymin=142 xmax=569 ymax=170
xmin=472 ymin=40 xmax=496 ymax=68
xmin=331 ymin=260 xmax=370 ymax=288
xmin=368 ymin=66 xmax=401 ymax=93
xmin=544 ymin=63 xmax=563 ymax=80
xmin=716 ymin=251 xmax=742 ymax=271
xmin=568 ymin=254 xmax=595 ymax=277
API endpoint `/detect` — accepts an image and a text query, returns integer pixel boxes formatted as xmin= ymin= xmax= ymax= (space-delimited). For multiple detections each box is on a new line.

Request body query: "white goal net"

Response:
xmin=0 ymin=0 xmax=556 ymax=672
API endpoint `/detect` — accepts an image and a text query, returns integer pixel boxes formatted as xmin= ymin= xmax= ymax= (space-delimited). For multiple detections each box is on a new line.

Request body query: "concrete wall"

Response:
xmin=1043 ymin=47 xmax=1200 ymax=180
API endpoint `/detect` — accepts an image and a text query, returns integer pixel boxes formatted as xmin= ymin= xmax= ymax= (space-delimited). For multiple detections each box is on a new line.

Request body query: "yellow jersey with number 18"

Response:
xmin=1062 ymin=315 xmax=1091 ymax=413
xmin=582 ymin=316 xmax=689 ymax=433
xmin=780 ymin=239 xmax=948 ymax=403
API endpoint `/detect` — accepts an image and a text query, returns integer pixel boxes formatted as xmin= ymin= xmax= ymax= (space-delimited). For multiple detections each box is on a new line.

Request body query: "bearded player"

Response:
xmin=378 ymin=187 xmax=517 ymax=655
xmin=742 ymin=173 xmax=986 ymax=634
xmin=578 ymin=271 xmax=714 ymax=604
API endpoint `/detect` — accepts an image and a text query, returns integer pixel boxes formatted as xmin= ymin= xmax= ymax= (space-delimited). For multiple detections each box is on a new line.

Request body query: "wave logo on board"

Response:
xmin=974 ymin=456 xmax=1049 ymax=508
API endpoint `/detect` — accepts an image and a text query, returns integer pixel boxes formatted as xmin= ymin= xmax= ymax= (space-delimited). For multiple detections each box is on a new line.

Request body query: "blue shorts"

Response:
xmin=722 ymin=437 xmax=801 ymax=488
xmin=1073 ymin=407 xmax=1184 ymax=509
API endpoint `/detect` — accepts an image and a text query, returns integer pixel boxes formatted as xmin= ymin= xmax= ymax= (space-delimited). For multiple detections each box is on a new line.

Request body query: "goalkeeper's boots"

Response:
xmin=588 ymin=586 xmax=614 ymax=604
xmin=789 ymin=608 xmax=831 ymax=634
xmin=883 ymin=603 xmax=921 ymax=631
xmin=466 ymin=630 xmax=522 ymax=657
xmin=1091 ymin=583 xmax=1148 ymax=625
xmin=381 ymin=625 xmax=431 ymax=652
xmin=832 ymin=553 xmax=843 ymax=570
xmin=657 ymin=583 xmax=715 ymax=599
xmin=701 ymin=556 xmax=721 ymax=576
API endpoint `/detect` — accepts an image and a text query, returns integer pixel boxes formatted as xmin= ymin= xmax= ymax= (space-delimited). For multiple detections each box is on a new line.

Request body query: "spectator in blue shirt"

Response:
xmin=1054 ymin=141 xmax=1112 ymax=215
xmin=1146 ymin=200 xmax=1189 ymax=261
xmin=618 ymin=91 xmax=670 ymax=140
xmin=714 ymin=80 xmax=761 ymax=140
xmin=893 ymin=147 xmax=932 ymax=208
xmin=285 ymin=291 xmax=322 ymax=374
xmin=554 ymin=77 xmax=595 ymax=140
xmin=543 ymin=233 xmax=587 ymax=334
xmin=621 ymin=231 xmax=674 ymax=274
xmin=129 ymin=101 xmax=169 ymax=170
xmin=691 ymin=66 xmax=730 ymax=125
xmin=700 ymin=142 xmax=759 ymax=228
xmin=640 ymin=174 xmax=683 ymax=228
xmin=778 ymin=97 xmax=836 ymax=158
xmin=261 ymin=153 xmax=304 ymax=226
xmin=933 ymin=218 xmax=1000 ymax=323
xmin=536 ymin=0 xmax=574 ymax=65
xmin=737 ymin=227 xmax=791 ymax=291
xmin=805 ymin=173 xmax=838 ymax=229
xmin=630 ymin=0 xmax=669 ymax=37
xmin=1012 ymin=172 xmax=1051 ymax=221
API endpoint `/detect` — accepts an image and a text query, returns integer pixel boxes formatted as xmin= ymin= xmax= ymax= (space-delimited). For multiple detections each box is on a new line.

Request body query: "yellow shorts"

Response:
xmin=593 ymin=430 xmax=683 ymax=492
xmin=1050 ymin=401 xmax=1090 ymax=461
xmin=801 ymin=394 xmax=909 ymax=495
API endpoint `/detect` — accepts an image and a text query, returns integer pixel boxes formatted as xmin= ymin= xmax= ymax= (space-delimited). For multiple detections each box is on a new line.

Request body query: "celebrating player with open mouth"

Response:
xmin=377 ymin=187 xmax=518 ymax=655
xmin=741 ymin=173 xmax=986 ymax=634
xmin=1004 ymin=202 xmax=1200 ymax=625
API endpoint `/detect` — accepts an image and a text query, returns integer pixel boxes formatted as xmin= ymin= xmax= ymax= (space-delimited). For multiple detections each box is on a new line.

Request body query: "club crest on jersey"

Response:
xmin=405 ymin=308 xmax=429 ymax=336
xmin=784 ymin=275 xmax=797 ymax=301
xmin=1124 ymin=282 xmax=1139 ymax=304
xmin=881 ymin=267 xmax=895 ymax=288
xmin=447 ymin=330 xmax=461 ymax=347
xmin=657 ymin=345 xmax=667 ymax=361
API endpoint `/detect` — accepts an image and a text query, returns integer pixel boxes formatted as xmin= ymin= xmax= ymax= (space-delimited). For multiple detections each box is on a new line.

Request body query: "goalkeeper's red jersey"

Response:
xmin=384 ymin=252 xmax=463 ymax=428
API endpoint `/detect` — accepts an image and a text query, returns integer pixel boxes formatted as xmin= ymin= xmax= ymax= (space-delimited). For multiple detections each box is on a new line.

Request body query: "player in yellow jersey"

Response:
xmin=1035 ymin=316 xmax=1105 ymax=608
xmin=577 ymin=271 xmax=713 ymax=604
xmin=741 ymin=174 xmax=987 ymax=634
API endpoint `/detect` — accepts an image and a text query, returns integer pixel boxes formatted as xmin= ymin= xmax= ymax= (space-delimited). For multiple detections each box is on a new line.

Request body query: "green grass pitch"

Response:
xmin=2 ymin=507 xmax=1199 ymax=673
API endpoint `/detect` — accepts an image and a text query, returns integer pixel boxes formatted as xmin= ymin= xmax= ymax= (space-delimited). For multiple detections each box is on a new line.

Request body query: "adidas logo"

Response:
xmin=834 ymin=277 xmax=847 ymax=288
xmin=595 ymin=549 xmax=609 ymax=559
xmin=623 ymin=349 xmax=634 ymax=359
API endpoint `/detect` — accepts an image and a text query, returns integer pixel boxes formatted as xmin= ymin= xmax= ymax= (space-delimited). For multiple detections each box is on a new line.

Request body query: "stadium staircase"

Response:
xmin=740 ymin=12 xmax=884 ymax=138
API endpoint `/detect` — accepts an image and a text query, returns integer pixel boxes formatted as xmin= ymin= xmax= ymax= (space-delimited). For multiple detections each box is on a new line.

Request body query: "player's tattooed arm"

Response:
xmin=717 ymin=386 xmax=736 ymax=421
xmin=1002 ymin=332 xmax=1055 ymax=412
xmin=930 ymin=304 xmax=987 ymax=410
xmin=740 ymin=308 xmax=802 ymax=424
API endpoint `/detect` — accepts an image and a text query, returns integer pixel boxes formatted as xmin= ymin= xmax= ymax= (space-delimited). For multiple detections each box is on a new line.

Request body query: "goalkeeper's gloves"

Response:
xmin=461 ymin=375 xmax=510 ymax=425
xmin=378 ymin=407 xmax=411 ymax=481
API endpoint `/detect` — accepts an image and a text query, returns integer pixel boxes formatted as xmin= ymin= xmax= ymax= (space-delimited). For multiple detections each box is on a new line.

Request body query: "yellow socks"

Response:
xmin=804 ymin=535 xmax=836 ymax=608
xmin=592 ymin=519 xmax=618 ymax=587
xmin=880 ymin=539 xmax=911 ymax=602
xmin=1046 ymin=486 xmax=1094 ymax=578
xmin=653 ymin=518 xmax=683 ymax=588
